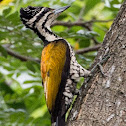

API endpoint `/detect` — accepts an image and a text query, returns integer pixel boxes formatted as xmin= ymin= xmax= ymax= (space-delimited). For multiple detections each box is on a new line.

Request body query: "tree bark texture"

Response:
xmin=67 ymin=1 xmax=126 ymax=126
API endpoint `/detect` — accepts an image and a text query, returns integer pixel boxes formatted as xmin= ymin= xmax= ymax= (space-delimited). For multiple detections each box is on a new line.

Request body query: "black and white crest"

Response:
xmin=20 ymin=6 xmax=61 ymax=42
xmin=20 ymin=6 xmax=53 ymax=29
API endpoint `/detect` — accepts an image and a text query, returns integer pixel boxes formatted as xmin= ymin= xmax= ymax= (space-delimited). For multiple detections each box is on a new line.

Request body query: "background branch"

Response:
xmin=2 ymin=45 xmax=40 ymax=63
xmin=1 ymin=44 xmax=101 ymax=63
xmin=75 ymin=44 xmax=101 ymax=54
xmin=52 ymin=19 xmax=113 ymax=27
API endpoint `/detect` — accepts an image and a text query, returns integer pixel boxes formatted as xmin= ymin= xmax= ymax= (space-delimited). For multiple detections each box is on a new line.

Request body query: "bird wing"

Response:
xmin=41 ymin=41 xmax=67 ymax=112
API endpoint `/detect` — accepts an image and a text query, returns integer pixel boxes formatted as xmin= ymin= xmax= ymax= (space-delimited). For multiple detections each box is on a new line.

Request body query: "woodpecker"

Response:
xmin=20 ymin=6 xmax=90 ymax=126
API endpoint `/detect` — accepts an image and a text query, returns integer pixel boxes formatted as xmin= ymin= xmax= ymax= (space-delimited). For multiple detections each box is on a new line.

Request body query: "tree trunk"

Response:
xmin=67 ymin=1 xmax=126 ymax=126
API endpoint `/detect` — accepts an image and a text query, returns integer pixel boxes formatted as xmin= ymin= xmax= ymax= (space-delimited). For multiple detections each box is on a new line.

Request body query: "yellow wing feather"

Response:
xmin=41 ymin=41 xmax=67 ymax=112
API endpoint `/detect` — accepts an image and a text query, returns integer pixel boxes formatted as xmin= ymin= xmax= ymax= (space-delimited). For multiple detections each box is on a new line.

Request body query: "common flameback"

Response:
xmin=20 ymin=5 xmax=90 ymax=126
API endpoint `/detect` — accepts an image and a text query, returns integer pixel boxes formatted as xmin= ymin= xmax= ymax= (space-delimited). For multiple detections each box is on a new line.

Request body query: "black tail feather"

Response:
xmin=56 ymin=116 xmax=65 ymax=126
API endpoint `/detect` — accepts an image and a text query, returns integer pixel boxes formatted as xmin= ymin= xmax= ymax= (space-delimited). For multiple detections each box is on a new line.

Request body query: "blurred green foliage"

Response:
xmin=0 ymin=0 xmax=123 ymax=125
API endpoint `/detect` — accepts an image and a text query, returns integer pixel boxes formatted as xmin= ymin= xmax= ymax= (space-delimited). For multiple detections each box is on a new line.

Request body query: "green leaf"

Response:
xmin=7 ymin=73 xmax=14 ymax=78
xmin=84 ymin=0 xmax=101 ymax=15
xmin=26 ymin=61 xmax=36 ymax=73
xmin=79 ymin=39 xmax=90 ymax=48
xmin=0 ymin=31 xmax=10 ymax=41
xmin=3 ymin=65 xmax=15 ymax=71
xmin=16 ymin=72 xmax=21 ymax=77
xmin=6 ymin=12 xmax=20 ymax=25
xmin=3 ymin=8 xmax=12 ymax=16
xmin=31 ymin=104 xmax=47 ymax=118
xmin=23 ymin=80 xmax=41 ymax=84
xmin=0 ymin=45 xmax=8 ymax=58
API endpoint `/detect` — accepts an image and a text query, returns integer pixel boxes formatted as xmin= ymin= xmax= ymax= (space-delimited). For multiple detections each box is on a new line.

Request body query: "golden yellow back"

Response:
xmin=41 ymin=41 xmax=67 ymax=112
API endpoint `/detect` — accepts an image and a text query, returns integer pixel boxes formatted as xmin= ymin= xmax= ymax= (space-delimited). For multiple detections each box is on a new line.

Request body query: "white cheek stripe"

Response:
xmin=36 ymin=12 xmax=61 ymax=41
xmin=36 ymin=11 xmax=50 ymax=27
xmin=26 ymin=8 xmax=61 ymax=42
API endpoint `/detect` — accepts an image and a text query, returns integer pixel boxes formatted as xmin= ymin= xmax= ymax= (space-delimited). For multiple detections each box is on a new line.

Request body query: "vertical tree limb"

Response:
xmin=67 ymin=1 xmax=126 ymax=126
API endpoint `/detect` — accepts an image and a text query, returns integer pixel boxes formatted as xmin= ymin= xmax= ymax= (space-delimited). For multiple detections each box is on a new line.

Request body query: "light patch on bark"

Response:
xmin=118 ymin=76 xmax=122 ymax=82
xmin=115 ymin=99 xmax=121 ymax=108
xmin=105 ymin=65 xmax=115 ymax=88
xmin=119 ymin=110 xmax=122 ymax=117
xmin=72 ymin=110 xmax=78 ymax=120
xmin=106 ymin=114 xmax=115 ymax=122
xmin=104 ymin=47 xmax=109 ymax=56
xmin=106 ymin=80 xmax=110 ymax=88
xmin=110 ymin=65 xmax=115 ymax=74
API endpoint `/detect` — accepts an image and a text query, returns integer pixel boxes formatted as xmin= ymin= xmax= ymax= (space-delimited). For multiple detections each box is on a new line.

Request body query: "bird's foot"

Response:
xmin=86 ymin=54 xmax=110 ymax=82
xmin=92 ymin=54 xmax=110 ymax=75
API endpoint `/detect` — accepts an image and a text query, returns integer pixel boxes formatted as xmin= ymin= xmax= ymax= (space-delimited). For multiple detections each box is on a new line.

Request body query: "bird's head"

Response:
xmin=20 ymin=5 xmax=70 ymax=29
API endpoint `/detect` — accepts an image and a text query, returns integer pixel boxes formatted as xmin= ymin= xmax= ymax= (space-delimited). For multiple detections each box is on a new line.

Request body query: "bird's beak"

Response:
xmin=54 ymin=5 xmax=70 ymax=14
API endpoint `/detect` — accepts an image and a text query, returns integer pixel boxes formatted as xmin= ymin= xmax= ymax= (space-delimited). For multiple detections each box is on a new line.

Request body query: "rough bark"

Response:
xmin=67 ymin=1 xmax=126 ymax=126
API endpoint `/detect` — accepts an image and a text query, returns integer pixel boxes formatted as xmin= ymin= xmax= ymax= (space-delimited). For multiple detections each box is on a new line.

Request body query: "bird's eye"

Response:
xmin=44 ymin=7 xmax=51 ymax=13
xmin=28 ymin=6 xmax=35 ymax=10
